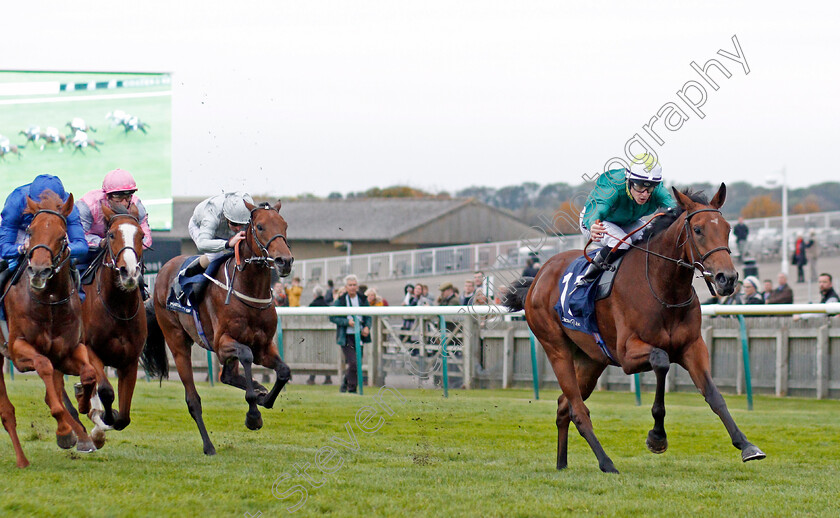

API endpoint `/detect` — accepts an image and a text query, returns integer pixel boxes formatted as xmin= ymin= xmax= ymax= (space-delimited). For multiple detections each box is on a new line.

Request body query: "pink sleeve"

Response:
xmin=141 ymin=213 xmax=153 ymax=248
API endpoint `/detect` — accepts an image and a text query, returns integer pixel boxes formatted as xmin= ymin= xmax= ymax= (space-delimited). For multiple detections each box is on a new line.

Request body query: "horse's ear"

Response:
xmin=273 ymin=199 xmax=282 ymax=212
xmin=101 ymin=200 xmax=115 ymax=222
xmin=25 ymin=195 xmax=39 ymax=215
xmin=244 ymin=199 xmax=256 ymax=212
xmin=710 ymin=182 xmax=726 ymax=209
xmin=671 ymin=187 xmax=693 ymax=210
xmin=128 ymin=202 xmax=140 ymax=219
xmin=61 ymin=193 xmax=74 ymax=218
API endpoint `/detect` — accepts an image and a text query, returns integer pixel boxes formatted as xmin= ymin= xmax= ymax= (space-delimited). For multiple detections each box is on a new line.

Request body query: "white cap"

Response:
xmin=626 ymin=153 xmax=663 ymax=184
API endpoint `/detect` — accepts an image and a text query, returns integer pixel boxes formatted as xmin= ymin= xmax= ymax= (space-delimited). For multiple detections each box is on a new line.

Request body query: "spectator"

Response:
xmin=767 ymin=272 xmax=794 ymax=304
xmin=365 ymin=287 xmax=385 ymax=306
xmin=402 ymin=284 xmax=415 ymax=305
xmin=324 ymin=279 xmax=335 ymax=304
xmin=762 ymin=279 xmax=773 ymax=303
xmin=461 ymin=279 xmax=475 ymax=305
xmin=494 ymin=285 xmax=509 ymax=305
xmin=818 ymin=273 xmax=839 ymax=303
xmin=437 ymin=282 xmax=461 ymax=306
xmin=273 ymin=281 xmax=289 ymax=307
xmin=328 ymin=275 xmax=371 ymax=394
xmin=401 ymin=283 xmax=416 ymax=331
xmin=733 ymin=217 xmax=749 ymax=261
xmin=286 ymin=277 xmax=303 ymax=307
xmin=413 ymin=284 xmax=432 ymax=306
xmin=307 ymin=286 xmax=332 ymax=386
xmin=522 ymin=258 xmax=540 ymax=278
xmin=421 ymin=283 xmax=431 ymax=301
xmin=791 ymin=233 xmax=814 ymax=283
xmin=742 ymin=276 xmax=765 ymax=305
xmin=473 ymin=271 xmax=490 ymax=304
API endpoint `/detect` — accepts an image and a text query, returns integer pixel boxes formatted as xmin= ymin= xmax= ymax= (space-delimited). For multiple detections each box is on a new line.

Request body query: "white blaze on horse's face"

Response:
xmin=117 ymin=222 xmax=141 ymax=283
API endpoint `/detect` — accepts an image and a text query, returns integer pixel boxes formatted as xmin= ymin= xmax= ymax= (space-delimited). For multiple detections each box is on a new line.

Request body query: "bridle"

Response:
xmin=218 ymin=203 xmax=291 ymax=306
xmin=237 ymin=203 xmax=291 ymax=270
xmin=96 ymin=213 xmax=144 ymax=320
xmin=641 ymin=207 xmax=732 ymax=308
xmin=24 ymin=209 xmax=75 ymax=305
xmin=26 ymin=209 xmax=71 ymax=279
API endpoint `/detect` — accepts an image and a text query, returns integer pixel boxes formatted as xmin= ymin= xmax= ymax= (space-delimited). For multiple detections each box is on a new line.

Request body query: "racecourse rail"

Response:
xmin=8 ymin=304 xmax=837 ymax=405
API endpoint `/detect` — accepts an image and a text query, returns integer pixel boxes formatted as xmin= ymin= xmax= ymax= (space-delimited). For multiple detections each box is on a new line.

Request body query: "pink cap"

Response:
xmin=102 ymin=168 xmax=137 ymax=194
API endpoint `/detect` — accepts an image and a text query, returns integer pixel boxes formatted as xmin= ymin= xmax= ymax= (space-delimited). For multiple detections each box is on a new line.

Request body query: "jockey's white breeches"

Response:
xmin=579 ymin=214 xmax=646 ymax=250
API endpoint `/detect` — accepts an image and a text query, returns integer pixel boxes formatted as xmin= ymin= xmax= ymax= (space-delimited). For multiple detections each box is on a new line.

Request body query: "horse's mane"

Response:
xmin=24 ymin=189 xmax=64 ymax=215
xmin=644 ymin=189 xmax=710 ymax=239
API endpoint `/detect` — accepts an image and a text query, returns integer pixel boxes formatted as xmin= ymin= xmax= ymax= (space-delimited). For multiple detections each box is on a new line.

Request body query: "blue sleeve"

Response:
xmin=328 ymin=297 xmax=346 ymax=326
xmin=0 ymin=191 xmax=24 ymax=259
xmin=65 ymin=205 xmax=89 ymax=260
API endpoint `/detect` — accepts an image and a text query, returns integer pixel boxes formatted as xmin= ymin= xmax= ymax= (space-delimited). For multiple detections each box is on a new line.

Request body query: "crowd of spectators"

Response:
xmin=705 ymin=271 xmax=839 ymax=307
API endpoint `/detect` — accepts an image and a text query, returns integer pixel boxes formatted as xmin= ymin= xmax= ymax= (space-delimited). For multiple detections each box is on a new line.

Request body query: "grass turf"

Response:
xmin=0 ymin=378 xmax=838 ymax=517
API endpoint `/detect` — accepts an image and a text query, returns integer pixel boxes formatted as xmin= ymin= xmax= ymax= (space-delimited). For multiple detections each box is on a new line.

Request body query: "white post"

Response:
xmin=781 ymin=167 xmax=789 ymax=274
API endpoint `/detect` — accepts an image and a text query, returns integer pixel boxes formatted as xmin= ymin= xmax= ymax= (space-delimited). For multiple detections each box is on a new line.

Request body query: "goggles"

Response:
xmin=629 ymin=180 xmax=658 ymax=194
xmin=108 ymin=191 xmax=135 ymax=201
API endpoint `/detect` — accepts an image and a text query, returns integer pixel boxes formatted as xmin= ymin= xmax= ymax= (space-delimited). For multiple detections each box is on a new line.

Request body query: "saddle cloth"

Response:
xmin=553 ymin=249 xmax=624 ymax=365
xmin=165 ymin=253 xmax=232 ymax=315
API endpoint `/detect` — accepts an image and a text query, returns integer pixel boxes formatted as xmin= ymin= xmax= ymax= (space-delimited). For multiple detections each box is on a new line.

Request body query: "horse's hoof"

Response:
xmin=76 ymin=439 xmax=97 ymax=453
xmin=204 ymin=445 xmax=217 ymax=456
xmin=56 ymin=432 xmax=77 ymax=449
xmin=91 ymin=428 xmax=106 ymax=449
xmin=245 ymin=412 xmax=263 ymax=431
xmin=742 ymin=444 xmax=766 ymax=462
xmin=646 ymin=431 xmax=668 ymax=454
xmin=113 ymin=416 xmax=130 ymax=431
xmin=600 ymin=463 xmax=620 ymax=474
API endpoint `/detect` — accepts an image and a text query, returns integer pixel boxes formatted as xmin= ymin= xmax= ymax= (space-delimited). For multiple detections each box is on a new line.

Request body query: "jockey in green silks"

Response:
xmin=576 ymin=155 xmax=677 ymax=286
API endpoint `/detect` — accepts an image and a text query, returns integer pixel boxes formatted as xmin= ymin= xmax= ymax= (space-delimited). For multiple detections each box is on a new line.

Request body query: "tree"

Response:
xmin=327 ymin=191 xmax=343 ymax=200
xmin=792 ymin=195 xmax=821 ymax=214
xmin=741 ymin=195 xmax=781 ymax=218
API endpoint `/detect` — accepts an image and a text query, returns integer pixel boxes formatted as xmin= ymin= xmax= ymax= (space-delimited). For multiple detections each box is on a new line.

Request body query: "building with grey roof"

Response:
xmin=152 ymin=197 xmax=542 ymax=260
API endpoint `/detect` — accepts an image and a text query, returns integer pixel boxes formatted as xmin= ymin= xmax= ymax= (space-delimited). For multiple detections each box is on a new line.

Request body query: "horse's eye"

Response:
xmin=257 ymin=224 xmax=264 ymax=231
xmin=108 ymin=232 xmax=115 ymax=239
xmin=694 ymin=226 xmax=702 ymax=235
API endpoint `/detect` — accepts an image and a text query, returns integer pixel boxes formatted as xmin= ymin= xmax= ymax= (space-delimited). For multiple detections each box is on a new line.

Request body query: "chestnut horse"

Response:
xmin=76 ymin=202 xmax=147 ymax=446
xmin=505 ymin=185 xmax=765 ymax=473
xmin=143 ymin=200 xmax=293 ymax=455
xmin=0 ymin=191 xmax=97 ymax=468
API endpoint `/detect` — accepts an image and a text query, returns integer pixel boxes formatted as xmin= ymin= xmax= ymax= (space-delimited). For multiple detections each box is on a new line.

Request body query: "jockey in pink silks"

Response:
xmin=76 ymin=168 xmax=153 ymax=297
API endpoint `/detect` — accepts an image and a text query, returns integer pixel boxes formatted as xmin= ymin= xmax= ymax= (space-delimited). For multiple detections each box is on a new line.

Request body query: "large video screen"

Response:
xmin=0 ymin=71 xmax=172 ymax=229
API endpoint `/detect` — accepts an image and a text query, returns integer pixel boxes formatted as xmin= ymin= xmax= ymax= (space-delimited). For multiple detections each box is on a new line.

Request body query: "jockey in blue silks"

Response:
xmin=575 ymin=155 xmax=677 ymax=286
xmin=0 ymin=174 xmax=88 ymax=282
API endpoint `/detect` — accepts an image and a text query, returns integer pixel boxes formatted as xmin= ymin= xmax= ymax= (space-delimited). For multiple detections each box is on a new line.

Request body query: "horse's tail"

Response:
xmin=503 ymin=277 xmax=534 ymax=313
xmin=141 ymin=300 xmax=169 ymax=380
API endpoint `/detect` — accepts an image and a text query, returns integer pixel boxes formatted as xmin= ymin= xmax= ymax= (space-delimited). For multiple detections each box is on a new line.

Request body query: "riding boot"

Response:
xmin=173 ymin=257 xmax=204 ymax=304
xmin=575 ymin=247 xmax=611 ymax=287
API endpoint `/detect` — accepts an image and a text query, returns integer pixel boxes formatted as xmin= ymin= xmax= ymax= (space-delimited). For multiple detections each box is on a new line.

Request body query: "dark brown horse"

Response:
xmin=77 ymin=202 xmax=147 ymax=447
xmin=143 ymin=200 xmax=293 ymax=455
xmin=0 ymin=191 xmax=97 ymax=468
xmin=505 ymin=185 xmax=765 ymax=473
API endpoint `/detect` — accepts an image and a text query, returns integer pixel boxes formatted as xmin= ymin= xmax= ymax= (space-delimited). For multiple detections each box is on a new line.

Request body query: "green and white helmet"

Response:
xmin=626 ymin=153 xmax=663 ymax=188
xmin=222 ymin=191 xmax=255 ymax=225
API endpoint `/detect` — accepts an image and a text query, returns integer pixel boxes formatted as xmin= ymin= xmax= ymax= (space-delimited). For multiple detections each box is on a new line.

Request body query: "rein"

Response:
xmin=588 ymin=207 xmax=731 ymax=309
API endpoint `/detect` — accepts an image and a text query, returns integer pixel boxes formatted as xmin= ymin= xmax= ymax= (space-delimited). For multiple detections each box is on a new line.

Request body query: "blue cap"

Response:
xmin=29 ymin=174 xmax=67 ymax=201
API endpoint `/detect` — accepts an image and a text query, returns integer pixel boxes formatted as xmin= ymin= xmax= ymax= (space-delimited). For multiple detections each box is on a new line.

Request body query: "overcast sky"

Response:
xmin=3 ymin=1 xmax=839 ymax=197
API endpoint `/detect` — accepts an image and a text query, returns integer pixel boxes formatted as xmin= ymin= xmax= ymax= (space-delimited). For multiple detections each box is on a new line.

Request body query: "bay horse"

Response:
xmin=505 ymin=185 xmax=765 ymax=473
xmin=0 ymin=191 xmax=97 ymax=468
xmin=76 ymin=202 xmax=147 ymax=447
xmin=143 ymin=200 xmax=293 ymax=455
